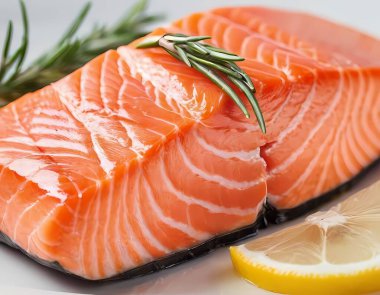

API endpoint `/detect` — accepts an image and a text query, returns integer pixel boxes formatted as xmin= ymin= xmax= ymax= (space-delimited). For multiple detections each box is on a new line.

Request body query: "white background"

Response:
xmin=0 ymin=1 xmax=379 ymax=294
xmin=1 ymin=0 xmax=379 ymax=64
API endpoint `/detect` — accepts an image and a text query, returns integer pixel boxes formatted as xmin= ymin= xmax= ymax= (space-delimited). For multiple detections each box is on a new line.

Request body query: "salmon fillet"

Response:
xmin=0 ymin=7 xmax=379 ymax=280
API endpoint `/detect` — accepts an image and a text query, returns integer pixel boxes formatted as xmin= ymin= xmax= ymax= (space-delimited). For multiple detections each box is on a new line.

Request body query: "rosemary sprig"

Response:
xmin=136 ymin=34 xmax=266 ymax=133
xmin=0 ymin=0 xmax=161 ymax=104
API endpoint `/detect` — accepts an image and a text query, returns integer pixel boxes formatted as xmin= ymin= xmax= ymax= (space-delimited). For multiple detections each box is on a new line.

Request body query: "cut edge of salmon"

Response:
xmin=0 ymin=6 xmax=379 ymax=281
xmin=211 ymin=6 xmax=380 ymax=67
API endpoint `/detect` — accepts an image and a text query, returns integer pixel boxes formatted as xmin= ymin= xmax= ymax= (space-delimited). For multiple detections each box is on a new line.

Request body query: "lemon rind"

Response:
xmin=230 ymin=246 xmax=380 ymax=295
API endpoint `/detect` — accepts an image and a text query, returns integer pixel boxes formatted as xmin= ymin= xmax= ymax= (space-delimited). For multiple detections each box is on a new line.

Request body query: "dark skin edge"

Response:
xmin=1 ymin=157 xmax=379 ymax=282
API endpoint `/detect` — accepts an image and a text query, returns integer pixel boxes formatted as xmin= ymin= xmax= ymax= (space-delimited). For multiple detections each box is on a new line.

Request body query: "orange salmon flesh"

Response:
xmin=0 ymin=7 xmax=379 ymax=280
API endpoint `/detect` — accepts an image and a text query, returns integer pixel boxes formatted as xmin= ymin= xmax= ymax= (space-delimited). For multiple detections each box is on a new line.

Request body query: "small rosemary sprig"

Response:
xmin=136 ymin=34 xmax=266 ymax=133
xmin=0 ymin=0 xmax=161 ymax=105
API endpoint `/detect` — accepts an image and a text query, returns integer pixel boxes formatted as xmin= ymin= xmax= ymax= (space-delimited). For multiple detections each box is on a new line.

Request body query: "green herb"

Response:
xmin=136 ymin=34 xmax=266 ymax=133
xmin=0 ymin=0 xmax=161 ymax=105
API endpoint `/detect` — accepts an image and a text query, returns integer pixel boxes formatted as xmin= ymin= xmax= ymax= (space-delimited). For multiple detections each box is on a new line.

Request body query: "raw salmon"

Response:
xmin=0 ymin=7 xmax=379 ymax=280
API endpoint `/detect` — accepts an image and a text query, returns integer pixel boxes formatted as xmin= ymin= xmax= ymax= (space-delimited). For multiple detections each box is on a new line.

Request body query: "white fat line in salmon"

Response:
xmin=177 ymin=138 xmax=264 ymax=190
xmin=268 ymin=69 xmax=344 ymax=177
xmin=159 ymin=157 xmax=259 ymax=216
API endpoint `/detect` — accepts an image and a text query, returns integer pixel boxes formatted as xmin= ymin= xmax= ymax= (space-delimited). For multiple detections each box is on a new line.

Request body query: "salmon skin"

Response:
xmin=0 ymin=6 xmax=380 ymax=281
xmin=0 ymin=161 xmax=377 ymax=282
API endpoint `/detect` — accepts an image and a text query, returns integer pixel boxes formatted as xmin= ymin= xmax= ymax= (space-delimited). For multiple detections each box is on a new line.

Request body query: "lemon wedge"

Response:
xmin=230 ymin=182 xmax=380 ymax=295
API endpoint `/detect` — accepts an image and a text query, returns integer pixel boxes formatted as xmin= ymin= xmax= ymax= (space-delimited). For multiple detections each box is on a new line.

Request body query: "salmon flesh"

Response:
xmin=0 ymin=7 xmax=380 ymax=280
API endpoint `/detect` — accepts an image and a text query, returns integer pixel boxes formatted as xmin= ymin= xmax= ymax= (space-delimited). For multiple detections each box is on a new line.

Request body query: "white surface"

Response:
xmin=1 ymin=166 xmax=380 ymax=295
xmin=1 ymin=0 xmax=380 ymax=63
xmin=0 ymin=1 xmax=380 ymax=294
xmin=0 ymin=287 xmax=85 ymax=295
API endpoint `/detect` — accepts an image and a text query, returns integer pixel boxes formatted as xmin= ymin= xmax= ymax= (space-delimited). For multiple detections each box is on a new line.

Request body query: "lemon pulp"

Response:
xmin=230 ymin=182 xmax=380 ymax=295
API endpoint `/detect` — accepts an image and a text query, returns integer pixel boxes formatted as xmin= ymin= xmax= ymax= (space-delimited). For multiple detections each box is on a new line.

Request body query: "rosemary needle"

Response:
xmin=0 ymin=0 xmax=161 ymax=104
xmin=136 ymin=33 xmax=266 ymax=133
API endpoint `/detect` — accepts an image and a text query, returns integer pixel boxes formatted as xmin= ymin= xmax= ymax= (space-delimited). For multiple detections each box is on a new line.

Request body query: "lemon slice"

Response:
xmin=230 ymin=182 xmax=380 ymax=295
